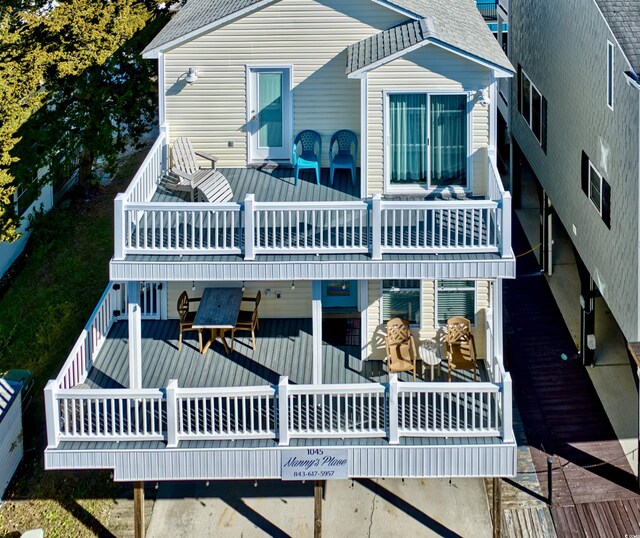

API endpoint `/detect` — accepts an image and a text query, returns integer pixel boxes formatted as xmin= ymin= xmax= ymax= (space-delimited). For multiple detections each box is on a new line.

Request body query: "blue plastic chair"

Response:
xmin=292 ymin=130 xmax=322 ymax=185
xmin=329 ymin=130 xmax=358 ymax=185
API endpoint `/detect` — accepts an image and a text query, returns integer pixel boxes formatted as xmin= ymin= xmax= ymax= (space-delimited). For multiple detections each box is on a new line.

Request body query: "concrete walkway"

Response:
xmin=146 ymin=477 xmax=493 ymax=537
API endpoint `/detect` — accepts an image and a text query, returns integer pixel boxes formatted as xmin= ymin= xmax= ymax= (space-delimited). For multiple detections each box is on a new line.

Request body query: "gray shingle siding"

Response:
xmin=510 ymin=0 xmax=640 ymax=341
xmin=594 ymin=0 xmax=640 ymax=76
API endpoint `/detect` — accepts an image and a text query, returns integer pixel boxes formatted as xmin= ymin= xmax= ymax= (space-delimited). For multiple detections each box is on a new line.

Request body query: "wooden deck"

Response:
xmin=506 ymin=216 xmax=640 ymax=536
xmin=85 ymin=318 xmax=486 ymax=390
xmin=153 ymin=166 xmax=361 ymax=204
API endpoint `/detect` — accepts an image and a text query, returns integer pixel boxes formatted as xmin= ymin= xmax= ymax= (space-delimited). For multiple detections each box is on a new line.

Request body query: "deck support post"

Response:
xmin=244 ymin=194 xmax=256 ymax=260
xmin=278 ymin=376 xmax=290 ymax=446
xmin=127 ymin=281 xmax=143 ymax=390
xmin=114 ymin=194 xmax=126 ymax=260
xmin=166 ymin=379 xmax=178 ymax=447
xmin=576 ymin=255 xmax=596 ymax=366
xmin=44 ymin=380 xmax=60 ymax=448
xmin=500 ymin=191 xmax=512 ymax=258
xmin=540 ymin=190 xmax=554 ymax=275
xmin=371 ymin=194 xmax=382 ymax=260
xmin=134 ymin=481 xmax=145 ymax=538
xmin=501 ymin=373 xmax=514 ymax=443
xmin=312 ymin=281 xmax=323 ymax=384
xmin=492 ymin=477 xmax=502 ymax=538
xmin=388 ymin=374 xmax=399 ymax=444
xmin=314 ymin=480 xmax=323 ymax=538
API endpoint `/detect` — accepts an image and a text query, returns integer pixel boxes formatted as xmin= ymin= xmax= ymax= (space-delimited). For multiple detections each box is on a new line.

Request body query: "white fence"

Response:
xmin=123 ymin=130 xmax=167 ymax=204
xmin=45 ymin=374 xmax=513 ymax=448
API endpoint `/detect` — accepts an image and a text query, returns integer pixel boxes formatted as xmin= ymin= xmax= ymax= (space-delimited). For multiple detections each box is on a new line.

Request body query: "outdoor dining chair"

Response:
xmin=445 ymin=316 xmax=477 ymax=382
xmin=233 ymin=290 xmax=262 ymax=350
xmin=292 ymin=130 xmax=322 ymax=185
xmin=384 ymin=317 xmax=418 ymax=381
xmin=177 ymin=291 xmax=202 ymax=352
xmin=329 ymin=129 xmax=358 ymax=185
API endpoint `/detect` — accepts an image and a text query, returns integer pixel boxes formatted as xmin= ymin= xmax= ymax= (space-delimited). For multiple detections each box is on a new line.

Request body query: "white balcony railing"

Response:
xmin=113 ymin=135 xmax=512 ymax=260
xmin=45 ymin=374 xmax=513 ymax=448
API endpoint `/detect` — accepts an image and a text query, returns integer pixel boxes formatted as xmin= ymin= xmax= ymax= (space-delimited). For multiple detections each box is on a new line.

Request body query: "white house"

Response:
xmin=44 ymin=0 xmax=516 ymax=489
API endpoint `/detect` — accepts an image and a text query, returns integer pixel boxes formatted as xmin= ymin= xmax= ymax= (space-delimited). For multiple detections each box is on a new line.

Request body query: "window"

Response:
xmin=607 ymin=41 xmax=614 ymax=109
xmin=518 ymin=66 xmax=547 ymax=150
xmin=382 ymin=280 xmax=420 ymax=325
xmin=436 ymin=280 xmax=476 ymax=325
xmin=581 ymin=151 xmax=611 ymax=228
xmin=386 ymin=93 xmax=468 ymax=189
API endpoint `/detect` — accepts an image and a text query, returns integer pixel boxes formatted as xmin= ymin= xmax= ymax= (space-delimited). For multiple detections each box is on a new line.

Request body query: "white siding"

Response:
xmin=364 ymin=279 xmax=492 ymax=360
xmin=0 ymin=393 xmax=23 ymax=500
xmin=366 ymin=46 xmax=491 ymax=195
xmin=167 ymin=281 xmax=312 ymax=318
xmin=163 ymin=0 xmax=406 ymax=167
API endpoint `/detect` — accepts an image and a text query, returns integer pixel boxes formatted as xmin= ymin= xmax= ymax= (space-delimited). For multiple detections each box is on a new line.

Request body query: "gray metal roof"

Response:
xmin=143 ymin=0 xmax=512 ymax=73
xmin=347 ymin=8 xmax=513 ymax=75
xmin=595 ymin=0 xmax=640 ymax=76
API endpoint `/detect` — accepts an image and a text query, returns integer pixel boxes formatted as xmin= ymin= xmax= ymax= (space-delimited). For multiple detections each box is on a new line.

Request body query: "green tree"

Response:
xmin=0 ymin=0 xmax=167 ymax=241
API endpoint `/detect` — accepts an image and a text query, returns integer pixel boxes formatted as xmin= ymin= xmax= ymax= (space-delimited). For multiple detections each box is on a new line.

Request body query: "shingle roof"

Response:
xmin=594 ymin=0 xmax=640 ymax=76
xmin=144 ymin=0 xmax=512 ymax=75
xmin=347 ymin=4 xmax=513 ymax=75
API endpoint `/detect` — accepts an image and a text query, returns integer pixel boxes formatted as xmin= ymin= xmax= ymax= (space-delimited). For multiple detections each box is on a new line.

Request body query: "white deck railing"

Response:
xmin=45 ymin=374 xmax=513 ymax=448
xmin=54 ymin=283 xmax=125 ymax=389
xmin=123 ymin=129 xmax=167 ymax=204
xmin=113 ymin=138 xmax=512 ymax=260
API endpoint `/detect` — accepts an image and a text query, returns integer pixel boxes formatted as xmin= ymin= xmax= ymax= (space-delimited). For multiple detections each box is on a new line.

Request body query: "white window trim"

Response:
xmin=382 ymin=90 xmax=473 ymax=195
xmin=379 ymin=280 xmax=422 ymax=328
xmin=607 ymin=41 xmax=614 ymax=110
xmin=521 ymin=69 xmax=543 ymax=146
xmin=434 ymin=280 xmax=478 ymax=328
xmin=245 ymin=64 xmax=294 ymax=164
xmin=588 ymin=161 xmax=604 ymax=215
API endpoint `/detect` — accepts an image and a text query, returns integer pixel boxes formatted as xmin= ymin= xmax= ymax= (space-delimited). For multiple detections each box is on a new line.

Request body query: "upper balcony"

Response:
xmin=111 ymin=129 xmax=513 ymax=282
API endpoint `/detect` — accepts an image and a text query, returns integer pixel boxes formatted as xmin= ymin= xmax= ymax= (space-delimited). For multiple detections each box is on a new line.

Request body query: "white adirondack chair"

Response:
xmin=167 ymin=137 xmax=233 ymax=203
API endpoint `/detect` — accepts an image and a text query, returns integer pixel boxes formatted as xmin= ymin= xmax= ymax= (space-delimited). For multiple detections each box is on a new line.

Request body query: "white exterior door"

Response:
xmin=248 ymin=67 xmax=292 ymax=162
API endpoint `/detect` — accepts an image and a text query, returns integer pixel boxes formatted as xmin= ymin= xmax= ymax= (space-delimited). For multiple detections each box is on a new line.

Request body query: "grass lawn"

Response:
xmin=0 ymin=147 xmax=151 ymax=538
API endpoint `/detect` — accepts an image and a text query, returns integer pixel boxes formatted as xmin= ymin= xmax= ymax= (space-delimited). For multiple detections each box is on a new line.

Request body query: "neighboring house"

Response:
xmin=0 ymin=379 xmax=23 ymax=500
xmin=43 ymin=0 xmax=516 ymax=490
xmin=507 ymin=0 xmax=640 ymax=365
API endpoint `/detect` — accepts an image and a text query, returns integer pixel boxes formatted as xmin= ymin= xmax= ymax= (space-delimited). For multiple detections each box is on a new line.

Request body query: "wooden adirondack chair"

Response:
xmin=167 ymin=137 xmax=234 ymax=203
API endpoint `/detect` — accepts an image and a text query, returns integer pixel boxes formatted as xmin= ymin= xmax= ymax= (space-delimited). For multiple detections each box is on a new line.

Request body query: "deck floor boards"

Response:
xmin=87 ymin=318 xmax=489 ymax=390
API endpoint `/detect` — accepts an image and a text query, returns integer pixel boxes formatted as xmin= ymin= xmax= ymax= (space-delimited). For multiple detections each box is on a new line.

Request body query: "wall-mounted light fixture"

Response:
xmin=185 ymin=67 xmax=199 ymax=84
xmin=291 ymin=281 xmax=295 ymax=290
xmin=476 ymin=89 xmax=490 ymax=106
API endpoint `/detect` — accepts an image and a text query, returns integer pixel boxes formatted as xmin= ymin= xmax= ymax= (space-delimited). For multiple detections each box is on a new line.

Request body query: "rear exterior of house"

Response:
xmin=44 ymin=0 xmax=517 ymax=482
xmin=507 ymin=0 xmax=640 ymax=361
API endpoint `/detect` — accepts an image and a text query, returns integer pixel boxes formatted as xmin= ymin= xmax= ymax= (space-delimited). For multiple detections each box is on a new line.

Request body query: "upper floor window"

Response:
xmin=607 ymin=41 xmax=614 ymax=110
xmin=436 ymin=280 xmax=476 ymax=325
xmin=382 ymin=280 xmax=420 ymax=326
xmin=386 ymin=92 xmax=469 ymax=191
xmin=581 ymin=151 xmax=611 ymax=228
xmin=517 ymin=65 xmax=547 ymax=152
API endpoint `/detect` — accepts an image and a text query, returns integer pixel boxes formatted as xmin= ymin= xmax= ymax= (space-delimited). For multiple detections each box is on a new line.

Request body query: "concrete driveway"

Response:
xmin=146 ymin=477 xmax=492 ymax=537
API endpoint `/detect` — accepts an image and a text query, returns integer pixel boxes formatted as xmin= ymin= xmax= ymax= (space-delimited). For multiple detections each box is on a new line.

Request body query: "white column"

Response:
xmin=359 ymin=75 xmax=368 ymax=199
xmin=388 ymin=374 xmax=399 ymax=444
xmin=44 ymin=380 xmax=60 ymax=448
xmin=278 ymin=376 xmax=290 ymax=446
xmin=166 ymin=379 xmax=178 ymax=448
xmin=502 ymin=373 xmax=515 ymax=443
xmin=114 ymin=194 xmax=126 ymax=260
xmin=127 ymin=281 xmax=143 ymax=390
xmin=371 ymin=194 xmax=382 ymax=260
xmin=359 ymin=281 xmax=369 ymax=360
xmin=244 ymin=194 xmax=256 ymax=261
xmin=312 ymin=281 xmax=323 ymax=384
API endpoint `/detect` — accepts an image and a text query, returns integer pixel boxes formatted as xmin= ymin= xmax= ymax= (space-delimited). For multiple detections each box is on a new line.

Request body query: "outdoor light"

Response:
xmin=185 ymin=67 xmax=199 ymax=84
xmin=192 ymin=281 xmax=196 ymax=291
xmin=341 ymin=281 xmax=347 ymax=290
xmin=242 ymin=281 xmax=246 ymax=292
xmin=477 ymin=89 xmax=490 ymax=106
xmin=291 ymin=281 xmax=295 ymax=290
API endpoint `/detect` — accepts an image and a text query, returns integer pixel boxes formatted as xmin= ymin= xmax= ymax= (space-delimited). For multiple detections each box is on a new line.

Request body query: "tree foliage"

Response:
xmin=0 ymin=0 xmax=167 ymax=242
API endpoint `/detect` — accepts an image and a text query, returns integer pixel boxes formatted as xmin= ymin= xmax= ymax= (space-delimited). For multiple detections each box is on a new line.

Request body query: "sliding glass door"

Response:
xmin=387 ymin=93 xmax=468 ymax=189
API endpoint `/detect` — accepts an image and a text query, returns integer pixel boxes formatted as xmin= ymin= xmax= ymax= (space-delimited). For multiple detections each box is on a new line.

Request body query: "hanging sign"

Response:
xmin=281 ymin=448 xmax=349 ymax=480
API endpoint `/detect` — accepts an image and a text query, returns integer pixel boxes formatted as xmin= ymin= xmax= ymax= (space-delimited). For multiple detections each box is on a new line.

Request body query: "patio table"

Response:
xmin=192 ymin=287 xmax=243 ymax=354
xmin=419 ymin=343 xmax=442 ymax=381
